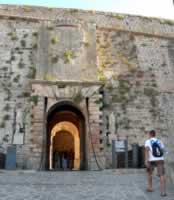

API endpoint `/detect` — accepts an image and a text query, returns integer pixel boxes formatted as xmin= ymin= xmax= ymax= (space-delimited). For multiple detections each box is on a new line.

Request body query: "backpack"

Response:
xmin=150 ymin=139 xmax=163 ymax=157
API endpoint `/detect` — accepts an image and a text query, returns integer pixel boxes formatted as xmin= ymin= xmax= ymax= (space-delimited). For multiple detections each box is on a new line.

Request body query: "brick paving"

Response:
xmin=0 ymin=170 xmax=173 ymax=200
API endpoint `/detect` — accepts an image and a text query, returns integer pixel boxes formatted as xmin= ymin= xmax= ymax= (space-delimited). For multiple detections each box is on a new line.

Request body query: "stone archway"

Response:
xmin=29 ymin=81 xmax=104 ymax=170
xmin=46 ymin=101 xmax=86 ymax=170
xmin=50 ymin=121 xmax=80 ymax=170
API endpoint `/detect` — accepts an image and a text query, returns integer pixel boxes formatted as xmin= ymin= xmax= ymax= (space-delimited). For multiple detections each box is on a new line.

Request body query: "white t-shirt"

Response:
xmin=145 ymin=137 xmax=164 ymax=161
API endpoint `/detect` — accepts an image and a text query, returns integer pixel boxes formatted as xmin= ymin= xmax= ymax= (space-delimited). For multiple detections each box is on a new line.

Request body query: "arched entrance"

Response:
xmin=46 ymin=101 xmax=86 ymax=170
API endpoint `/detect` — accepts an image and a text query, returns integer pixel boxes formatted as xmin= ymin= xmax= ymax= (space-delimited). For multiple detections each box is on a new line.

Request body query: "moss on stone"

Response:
xmin=141 ymin=43 xmax=148 ymax=47
xmin=10 ymin=55 xmax=15 ymax=61
xmin=151 ymin=82 xmax=157 ymax=87
xmin=47 ymin=26 xmax=54 ymax=30
xmin=112 ymin=95 xmax=122 ymax=103
xmin=112 ymin=13 xmax=124 ymax=20
xmin=27 ymin=66 xmax=36 ymax=79
xmin=3 ymin=104 xmax=11 ymax=111
xmin=117 ymin=51 xmax=134 ymax=70
xmin=2 ymin=67 xmax=8 ymax=71
xmin=70 ymin=8 xmax=79 ymax=14
xmin=18 ymin=51 xmax=23 ymax=55
xmin=73 ymin=91 xmax=83 ymax=103
xmin=8 ymin=32 xmax=18 ymax=40
xmin=44 ymin=74 xmax=57 ymax=81
xmin=23 ymin=33 xmax=28 ymax=38
xmin=159 ymin=19 xmax=174 ymax=26
xmin=64 ymin=50 xmax=72 ymax=63
xmin=32 ymin=43 xmax=38 ymax=50
xmin=13 ymin=75 xmax=20 ymax=83
xmin=23 ymin=6 xmax=32 ymax=12
xmin=118 ymin=79 xmax=131 ymax=94
xmin=51 ymin=55 xmax=59 ymax=63
xmin=144 ymin=88 xmax=159 ymax=97
xmin=32 ymin=32 xmax=38 ymax=37
xmin=22 ymin=92 xmax=30 ymax=97
xmin=48 ymin=7 xmax=54 ymax=11
xmin=97 ymin=70 xmax=106 ymax=81
xmin=18 ymin=61 xmax=24 ymax=69
xmin=20 ymin=40 xmax=26 ymax=48
xmin=3 ymin=114 xmax=10 ymax=121
xmin=90 ymin=10 xmax=96 ymax=14
xmin=57 ymin=84 xmax=66 ymax=89
xmin=136 ymin=71 xmax=144 ymax=78
xmin=0 ymin=122 xmax=5 ymax=128
xmin=30 ymin=95 xmax=38 ymax=106
xmin=2 ymin=134 xmax=9 ymax=142
xmin=51 ymin=36 xmax=59 ymax=44
xmin=105 ymin=82 xmax=113 ymax=90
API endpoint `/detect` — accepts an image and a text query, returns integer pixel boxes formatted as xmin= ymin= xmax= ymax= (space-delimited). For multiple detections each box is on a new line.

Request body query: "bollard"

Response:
xmin=5 ymin=145 xmax=16 ymax=170
xmin=132 ymin=143 xmax=139 ymax=168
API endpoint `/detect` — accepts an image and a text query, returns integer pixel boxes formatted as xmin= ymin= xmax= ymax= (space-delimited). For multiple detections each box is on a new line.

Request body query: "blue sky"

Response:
xmin=0 ymin=0 xmax=173 ymax=19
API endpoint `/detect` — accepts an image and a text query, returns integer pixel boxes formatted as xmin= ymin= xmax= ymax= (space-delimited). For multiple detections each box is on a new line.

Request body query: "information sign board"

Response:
xmin=115 ymin=140 xmax=125 ymax=152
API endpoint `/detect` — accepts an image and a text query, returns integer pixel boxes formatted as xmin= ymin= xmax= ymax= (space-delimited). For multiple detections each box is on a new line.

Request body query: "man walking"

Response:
xmin=53 ymin=150 xmax=60 ymax=170
xmin=145 ymin=130 xmax=166 ymax=196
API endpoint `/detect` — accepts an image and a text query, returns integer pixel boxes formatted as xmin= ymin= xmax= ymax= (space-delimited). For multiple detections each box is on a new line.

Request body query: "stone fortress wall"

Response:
xmin=0 ymin=5 xmax=173 ymax=182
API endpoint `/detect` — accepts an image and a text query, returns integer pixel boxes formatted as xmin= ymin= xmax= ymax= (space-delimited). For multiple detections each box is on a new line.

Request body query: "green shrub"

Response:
xmin=51 ymin=36 xmax=59 ymax=44
xmin=64 ymin=50 xmax=72 ymax=63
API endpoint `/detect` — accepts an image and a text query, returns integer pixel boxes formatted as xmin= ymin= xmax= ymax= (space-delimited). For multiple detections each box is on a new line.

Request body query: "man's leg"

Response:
xmin=157 ymin=161 xmax=166 ymax=195
xmin=147 ymin=171 xmax=153 ymax=191
xmin=160 ymin=175 xmax=166 ymax=194
xmin=147 ymin=163 xmax=153 ymax=191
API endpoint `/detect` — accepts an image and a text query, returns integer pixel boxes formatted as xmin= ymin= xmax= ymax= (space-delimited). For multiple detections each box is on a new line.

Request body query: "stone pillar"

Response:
xmin=88 ymin=93 xmax=105 ymax=170
xmin=25 ymin=97 xmax=45 ymax=170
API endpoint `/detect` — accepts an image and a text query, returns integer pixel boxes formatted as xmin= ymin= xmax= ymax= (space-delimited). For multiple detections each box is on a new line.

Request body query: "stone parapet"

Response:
xmin=0 ymin=4 xmax=173 ymax=38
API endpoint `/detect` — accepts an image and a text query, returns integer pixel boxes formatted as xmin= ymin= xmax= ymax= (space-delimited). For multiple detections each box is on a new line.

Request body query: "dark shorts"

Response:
xmin=147 ymin=160 xmax=165 ymax=176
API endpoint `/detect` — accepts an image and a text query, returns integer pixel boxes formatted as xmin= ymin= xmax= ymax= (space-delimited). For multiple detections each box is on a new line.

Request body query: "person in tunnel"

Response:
xmin=68 ymin=149 xmax=74 ymax=170
xmin=53 ymin=150 xmax=60 ymax=170
xmin=62 ymin=152 xmax=67 ymax=170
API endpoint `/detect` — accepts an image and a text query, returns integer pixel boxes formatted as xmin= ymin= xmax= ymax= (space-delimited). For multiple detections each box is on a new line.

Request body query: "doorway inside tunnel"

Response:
xmin=46 ymin=101 xmax=87 ymax=170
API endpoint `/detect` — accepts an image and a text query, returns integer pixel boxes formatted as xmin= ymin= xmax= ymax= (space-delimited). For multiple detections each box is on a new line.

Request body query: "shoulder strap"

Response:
xmin=150 ymin=139 xmax=155 ymax=145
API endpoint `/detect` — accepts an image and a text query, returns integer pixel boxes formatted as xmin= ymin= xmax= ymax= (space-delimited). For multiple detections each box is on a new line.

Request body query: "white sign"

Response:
xmin=115 ymin=140 xmax=125 ymax=152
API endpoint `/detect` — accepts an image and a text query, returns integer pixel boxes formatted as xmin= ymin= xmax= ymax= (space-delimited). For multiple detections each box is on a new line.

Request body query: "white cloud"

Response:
xmin=93 ymin=0 xmax=174 ymax=19
xmin=0 ymin=0 xmax=173 ymax=19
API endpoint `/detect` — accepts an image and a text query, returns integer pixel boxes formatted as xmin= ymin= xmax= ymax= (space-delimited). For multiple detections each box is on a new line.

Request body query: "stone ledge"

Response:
xmin=31 ymin=79 xmax=104 ymax=86
xmin=0 ymin=4 xmax=173 ymax=38
xmin=0 ymin=169 xmax=37 ymax=174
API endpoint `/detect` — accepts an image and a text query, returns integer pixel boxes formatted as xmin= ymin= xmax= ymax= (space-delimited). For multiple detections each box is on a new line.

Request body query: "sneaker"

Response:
xmin=161 ymin=193 xmax=167 ymax=197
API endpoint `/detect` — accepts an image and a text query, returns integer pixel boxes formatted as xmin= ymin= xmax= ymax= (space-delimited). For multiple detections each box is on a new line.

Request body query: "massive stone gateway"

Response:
xmin=29 ymin=81 xmax=104 ymax=170
xmin=0 ymin=5 xmax=173 ymax=181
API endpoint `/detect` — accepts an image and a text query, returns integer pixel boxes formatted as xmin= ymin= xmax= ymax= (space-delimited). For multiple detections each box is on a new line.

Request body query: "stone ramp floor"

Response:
xmin=0 ymin=170 xmax=173 ymax=200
